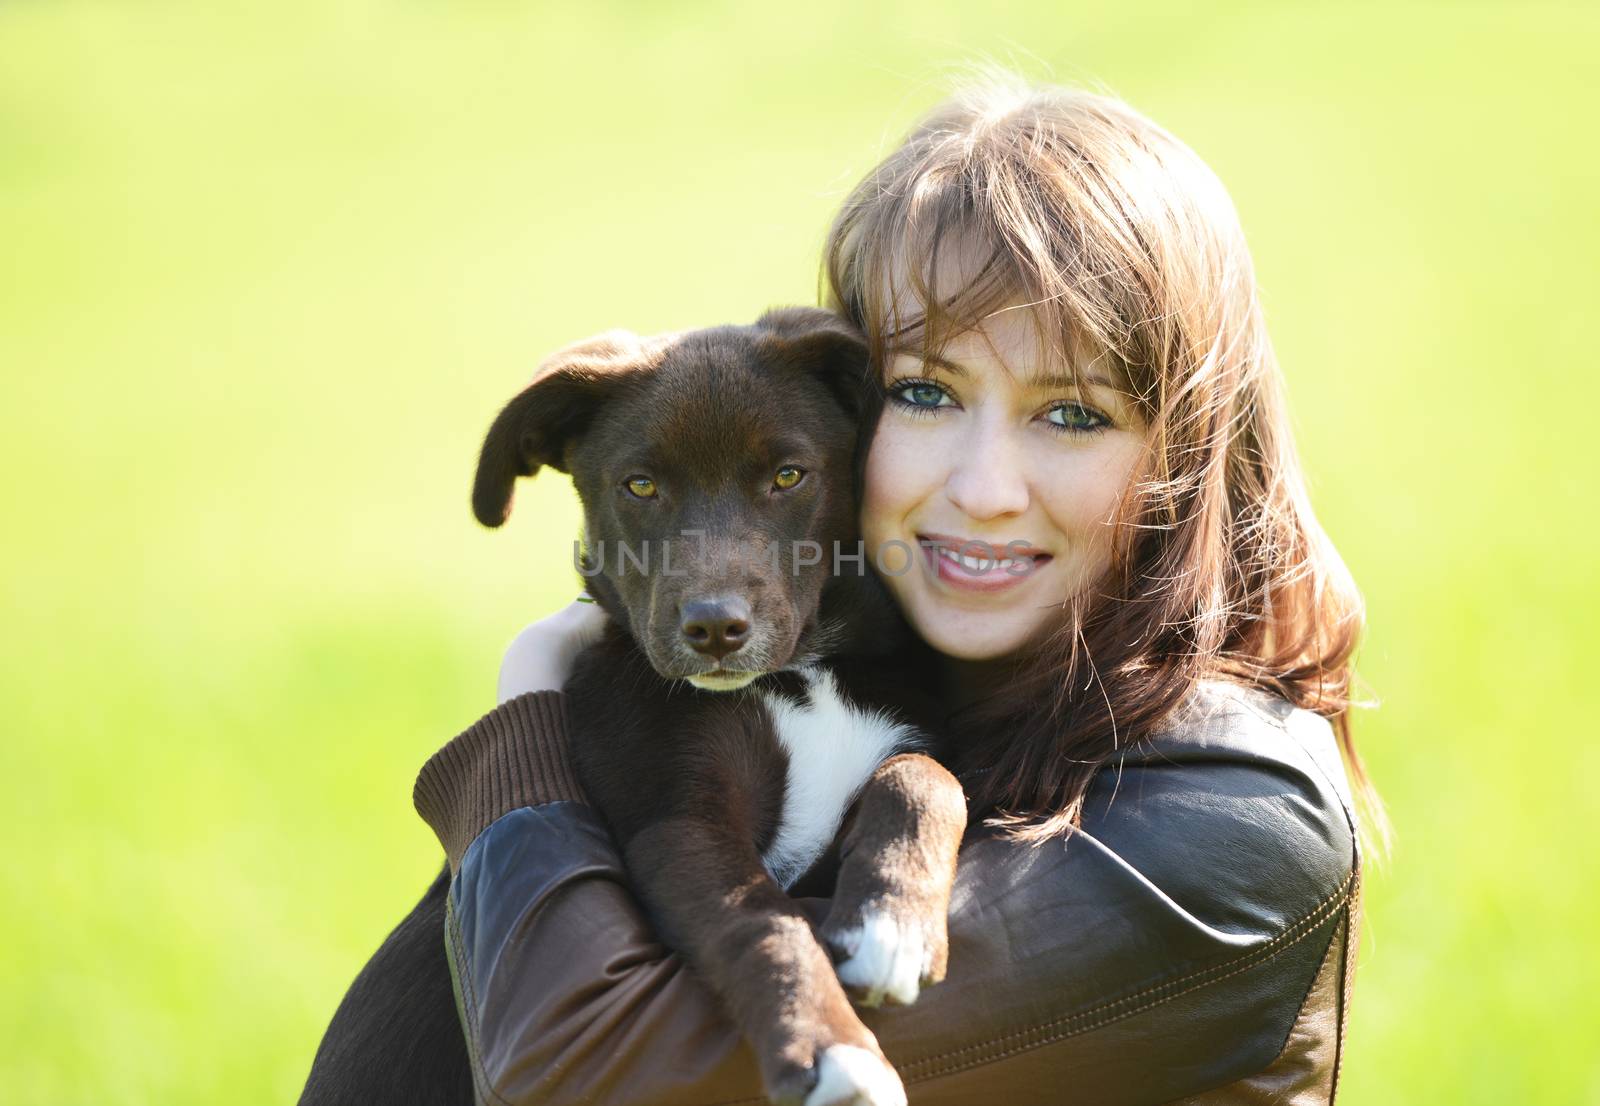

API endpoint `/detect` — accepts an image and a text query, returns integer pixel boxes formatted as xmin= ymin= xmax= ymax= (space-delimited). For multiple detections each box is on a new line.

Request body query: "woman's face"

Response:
xmin=860 ymin=307 xmax=1148 ymax=662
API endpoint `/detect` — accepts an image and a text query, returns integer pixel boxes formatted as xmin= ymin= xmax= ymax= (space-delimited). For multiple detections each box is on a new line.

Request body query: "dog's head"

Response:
xmin=473 ymin=306 xmax=876 ymax=690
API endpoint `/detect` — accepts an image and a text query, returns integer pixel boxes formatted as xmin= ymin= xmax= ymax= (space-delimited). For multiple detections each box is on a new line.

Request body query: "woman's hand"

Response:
xmin=497 ymin=596 xmax=611 ymax=703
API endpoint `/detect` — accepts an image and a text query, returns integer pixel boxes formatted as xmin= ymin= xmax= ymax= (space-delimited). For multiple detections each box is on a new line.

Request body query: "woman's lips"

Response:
xmin=918 ymin=531 xmax=1050 ymax=558
xmin=916 ymin=534 xmax=1053 ymax=594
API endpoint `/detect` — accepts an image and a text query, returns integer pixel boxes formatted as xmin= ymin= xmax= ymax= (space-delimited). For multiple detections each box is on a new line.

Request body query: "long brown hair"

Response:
xmin=823 ymin=73 xmax=1386 ymax=849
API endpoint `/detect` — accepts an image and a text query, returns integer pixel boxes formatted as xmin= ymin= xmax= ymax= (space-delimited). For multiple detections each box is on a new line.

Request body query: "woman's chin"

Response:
xmin=909 ymin=610 xmax=1038 ymax=662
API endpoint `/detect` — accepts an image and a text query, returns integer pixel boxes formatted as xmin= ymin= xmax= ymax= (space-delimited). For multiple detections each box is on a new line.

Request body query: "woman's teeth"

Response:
xmin=937 ymin=547 xmax=1035 ymax=572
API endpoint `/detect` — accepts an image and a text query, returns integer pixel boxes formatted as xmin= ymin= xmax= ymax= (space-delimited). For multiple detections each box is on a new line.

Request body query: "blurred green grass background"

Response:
xmin=3 ymin=1 xmax=1596 ymax=1102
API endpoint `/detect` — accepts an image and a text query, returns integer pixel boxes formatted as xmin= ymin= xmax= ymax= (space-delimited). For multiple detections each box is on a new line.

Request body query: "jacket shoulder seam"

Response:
xmin=1268 ymin=910 xmax=1343 ymax=1089
xmin=897 ymin=866 xmax=1356 ymax=1083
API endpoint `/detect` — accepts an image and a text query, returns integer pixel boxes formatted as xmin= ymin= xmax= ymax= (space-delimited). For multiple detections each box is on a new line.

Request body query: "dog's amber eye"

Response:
xmin=624 ymin=475 xmax=658 ymax=499
xmin=772 ymin=466 xmax=805 ymax=491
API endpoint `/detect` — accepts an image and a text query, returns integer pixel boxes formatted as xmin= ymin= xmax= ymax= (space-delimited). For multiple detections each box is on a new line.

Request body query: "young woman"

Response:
xmin=411 ymin=77 xmax=1380 ymax=1104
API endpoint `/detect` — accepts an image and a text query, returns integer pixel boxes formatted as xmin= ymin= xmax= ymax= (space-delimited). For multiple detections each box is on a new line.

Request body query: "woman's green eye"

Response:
xmin=624 ymin=475 xmax=657 ymax=499
xmin=773 ymin=466 xmax=805 ymax=490
xmin=890 ymin=379 xmax=951 ymax=409
xmin=1047 ymin=402 xmax=1106 ymax=433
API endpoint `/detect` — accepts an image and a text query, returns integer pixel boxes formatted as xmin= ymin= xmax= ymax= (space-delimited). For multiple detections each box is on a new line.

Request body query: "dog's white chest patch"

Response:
xmin=756 ymin=665 xmax=922 ymax=890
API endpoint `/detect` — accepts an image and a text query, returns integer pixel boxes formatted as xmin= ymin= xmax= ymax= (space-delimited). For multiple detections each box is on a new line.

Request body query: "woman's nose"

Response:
xmin=943 ymin=421 xmax=1030 ymax=520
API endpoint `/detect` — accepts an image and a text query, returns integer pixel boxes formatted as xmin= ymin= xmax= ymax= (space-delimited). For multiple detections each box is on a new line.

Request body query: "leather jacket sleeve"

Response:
xmin=412 ymin=680 xmax=1361 ymax=1106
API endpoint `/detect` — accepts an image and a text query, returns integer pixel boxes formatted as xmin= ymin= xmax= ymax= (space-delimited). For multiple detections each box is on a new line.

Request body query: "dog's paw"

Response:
xmin=802 ymin=1045 xmax=906 ymax=1106
xmin=826 ymin=909 xmax=938 ymax=1008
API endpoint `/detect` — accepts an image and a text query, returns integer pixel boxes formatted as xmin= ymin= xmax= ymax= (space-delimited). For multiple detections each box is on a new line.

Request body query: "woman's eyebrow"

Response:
xmin=1026 ymin=369 xmax=1118 ymax=391
xmin=895 ymin=349 xmax=1117 ymax=391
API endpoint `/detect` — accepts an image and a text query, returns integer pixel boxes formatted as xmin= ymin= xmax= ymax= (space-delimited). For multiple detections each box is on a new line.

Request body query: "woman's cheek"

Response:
xmin=859 ymin=421 xmax=926 ymax=544
xmin=1046 ymin=437 xmax=1145 ymax=584
xmin=1036 ymin=441 xmax=1139 ymax=579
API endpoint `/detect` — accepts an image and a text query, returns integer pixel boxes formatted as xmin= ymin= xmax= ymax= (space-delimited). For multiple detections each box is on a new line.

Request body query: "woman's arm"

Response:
xmin=415 ymin=679 xmax=1360 ymax=1106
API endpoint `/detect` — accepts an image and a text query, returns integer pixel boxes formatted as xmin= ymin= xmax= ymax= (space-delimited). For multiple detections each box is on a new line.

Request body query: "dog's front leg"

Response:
xmin=625 ymin=817 xmax=906 ymax=1106
xmin=820 ymin=753 xmax=968 ymax=1008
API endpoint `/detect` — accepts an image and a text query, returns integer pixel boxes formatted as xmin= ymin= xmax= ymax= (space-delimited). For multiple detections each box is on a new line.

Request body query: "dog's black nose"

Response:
xmin=680 ymin=597 xmax=752 ymax=660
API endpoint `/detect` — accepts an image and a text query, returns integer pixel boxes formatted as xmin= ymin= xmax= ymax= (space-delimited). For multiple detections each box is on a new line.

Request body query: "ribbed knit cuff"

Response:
xmin=413 ymin=690 xmax=590 ymax=874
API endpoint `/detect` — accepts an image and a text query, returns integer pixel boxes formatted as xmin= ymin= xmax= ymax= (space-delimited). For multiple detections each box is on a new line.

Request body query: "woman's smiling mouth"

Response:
xmin=916 ymin=533 xmax=1054 ymax=593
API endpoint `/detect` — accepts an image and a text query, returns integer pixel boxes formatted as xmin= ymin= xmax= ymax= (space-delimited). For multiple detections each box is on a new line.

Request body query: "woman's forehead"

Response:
xmin=872 ymin=225 xmax=1128 ymax=390
xmin=881 ymin=301 xmax=1118 ymax=387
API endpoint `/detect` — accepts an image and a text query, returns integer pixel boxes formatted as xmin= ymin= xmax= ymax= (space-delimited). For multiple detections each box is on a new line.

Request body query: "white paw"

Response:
xmin=803 ymin=1045 xmax=906 ymax=1106
xmin=832 ymin=910 xmax=928 ymax=1007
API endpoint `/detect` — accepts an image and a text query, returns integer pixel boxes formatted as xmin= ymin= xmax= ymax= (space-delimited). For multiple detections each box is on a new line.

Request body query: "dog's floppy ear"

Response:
xmin=472 ymin=329 xmax=671 ymax=528
xmin=754 ymin=306 xmax=873 ymax=421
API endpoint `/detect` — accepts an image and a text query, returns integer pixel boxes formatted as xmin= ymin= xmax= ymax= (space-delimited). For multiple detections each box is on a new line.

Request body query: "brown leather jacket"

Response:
xmin=412 ymin=678 xmax=1362 ymax=1105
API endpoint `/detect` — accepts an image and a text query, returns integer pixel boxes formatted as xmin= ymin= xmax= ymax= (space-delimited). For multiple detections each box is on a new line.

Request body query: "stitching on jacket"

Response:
xmin=1283 ymin=911 xmax=1341 ymax=1068
xmin=446 ymin=893 xmax=518 ymax=1106
xmin=1324 ymin=908 xmax=1348 ymax=1106
xmin=1270 ymin=696 xmax=1362 ymax=1105
xmin=1330 ymin=861 xmax=1360 ymax=1104
xmin=898 ymin=868 xmax=1355 ymax=1082
xmin=1169 ymin=915 xmax=1345 ymax=1106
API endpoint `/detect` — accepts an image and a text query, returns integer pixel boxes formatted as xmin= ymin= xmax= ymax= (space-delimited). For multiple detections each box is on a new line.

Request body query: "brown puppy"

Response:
xmin=472 ymin=307 xmax=967 ymax=1106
